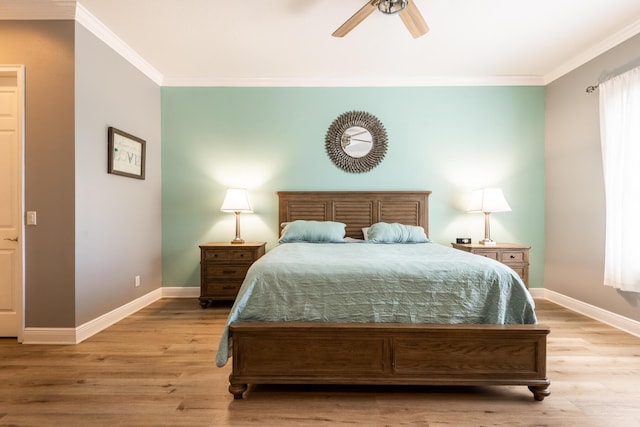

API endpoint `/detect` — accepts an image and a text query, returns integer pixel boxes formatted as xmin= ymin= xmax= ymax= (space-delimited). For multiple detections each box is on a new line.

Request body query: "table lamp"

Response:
xmin=467 ymin=188 xmax=511 ymax=246
xmin=220 ymin=188 xmax=253 ymax=244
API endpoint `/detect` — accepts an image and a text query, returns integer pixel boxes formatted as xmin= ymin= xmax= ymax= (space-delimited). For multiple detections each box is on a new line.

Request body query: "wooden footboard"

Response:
xmin=228 ymin=322 xmax=550 ymax=401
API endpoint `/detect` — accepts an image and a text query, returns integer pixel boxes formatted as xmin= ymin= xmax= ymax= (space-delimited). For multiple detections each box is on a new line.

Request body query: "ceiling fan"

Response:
xmin=332 ymin=0 xmax=429 ymax=39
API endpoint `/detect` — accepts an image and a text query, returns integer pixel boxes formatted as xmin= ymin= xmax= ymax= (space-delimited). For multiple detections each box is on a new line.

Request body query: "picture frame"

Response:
xmin=108 ymin=126 xmax=146 ymax=180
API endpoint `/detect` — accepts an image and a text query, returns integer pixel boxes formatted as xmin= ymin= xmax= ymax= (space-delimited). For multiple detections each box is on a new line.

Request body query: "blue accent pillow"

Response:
xmin=279 ymin=220 xmax=346 ymax=243
xmin=367 ymin=222 xmax=430 ymax=243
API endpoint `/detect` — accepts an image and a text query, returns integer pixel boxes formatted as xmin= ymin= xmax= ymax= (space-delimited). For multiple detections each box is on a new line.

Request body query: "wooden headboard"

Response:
xmin=278 ymin=191 xmax=431 ymax=240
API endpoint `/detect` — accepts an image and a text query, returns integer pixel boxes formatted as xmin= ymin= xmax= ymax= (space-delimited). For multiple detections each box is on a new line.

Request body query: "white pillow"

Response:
xmin=279 ymin=220 xmax=346 ymax=243
xmin=367 ymin=222 xmax=430 ymax=243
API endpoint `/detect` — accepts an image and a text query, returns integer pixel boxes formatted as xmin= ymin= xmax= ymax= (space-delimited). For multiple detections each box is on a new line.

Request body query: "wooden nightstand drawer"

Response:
xmin=507 ymin=265 xmax=526 ymax=278
xmin=203 ymin=248 xmax=258 ymax=262
xmin=199 ymin=242 xmax=266 ymax=308
xmin=500 ymin=251 xmax=525 ymax=263
xmin=205 ymin=265 xmax=249 ymax=279
xmin=206 ymin=281 xmax=242 ymax=297
xmin=471 ymin=250 xmax=499 ymax=260
xmin=451 ymin=242 xmax=530 ymax=288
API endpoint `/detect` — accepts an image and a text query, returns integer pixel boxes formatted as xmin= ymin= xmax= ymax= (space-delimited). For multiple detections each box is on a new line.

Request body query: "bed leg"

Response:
xmin=229 ymin=382 xmax=247 ymax=399
xmin=528 ymin=385 xmax=550 ymax=401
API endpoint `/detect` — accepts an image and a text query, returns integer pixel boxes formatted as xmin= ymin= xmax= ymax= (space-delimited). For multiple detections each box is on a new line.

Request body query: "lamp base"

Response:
xmin=479 ymin=239 xmax=497 ymax=246
xmin=230 ymin=211 xmax=245 ymax=244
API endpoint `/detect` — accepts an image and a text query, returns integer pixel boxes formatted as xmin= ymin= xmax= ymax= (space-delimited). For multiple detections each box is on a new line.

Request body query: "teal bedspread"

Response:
xmin=215 ymin=242 xmax=536 ymax=367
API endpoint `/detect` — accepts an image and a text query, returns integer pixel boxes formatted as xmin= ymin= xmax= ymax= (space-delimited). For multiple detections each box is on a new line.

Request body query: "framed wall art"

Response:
xmin=108 ymin=126 xmax=146 ymax=180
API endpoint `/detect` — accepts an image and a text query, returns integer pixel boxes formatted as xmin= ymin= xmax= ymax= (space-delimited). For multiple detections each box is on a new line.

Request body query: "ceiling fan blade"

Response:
xmin=332 ymin=1 xmax=377 ymax=37
xmin=398 ymin=0 xmax=429 ymax=38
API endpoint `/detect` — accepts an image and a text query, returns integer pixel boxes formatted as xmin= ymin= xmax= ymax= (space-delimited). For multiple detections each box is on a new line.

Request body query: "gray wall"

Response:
xmin=545 ymin=33 xmax=640 ymax=322
xmin=74 ymin=23 xmax=162 ymax=325
xmin=0 ymin=20 xmax=161 ymax=329
xmin=0 ymin=21 xmax=76 ymax=327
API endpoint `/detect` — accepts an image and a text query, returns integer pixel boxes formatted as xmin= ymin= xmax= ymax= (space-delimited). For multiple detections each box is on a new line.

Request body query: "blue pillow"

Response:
xmin=279 ymin=220 xmax=346 ymax=243
xmin=367 ymin=222 xmax=430 ymax=243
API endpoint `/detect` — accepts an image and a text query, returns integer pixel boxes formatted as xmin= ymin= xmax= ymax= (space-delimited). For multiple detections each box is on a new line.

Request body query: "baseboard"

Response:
xmin=75 ymin=288 xmax=164 ymax=343
xmin=161 ymin=286 xmax=199 ymax=298
xmin=23 ymin=288 xmax=163 ymax=345
xmin=541 ymin=288 xmax=640 ymax=338
xmin=22 ymin=286 xmax=640 ymax=344
xmin=21 ymin=327 xmax=78 ymax=345
xmin=528 ymin=287 xmax=545 ymax=299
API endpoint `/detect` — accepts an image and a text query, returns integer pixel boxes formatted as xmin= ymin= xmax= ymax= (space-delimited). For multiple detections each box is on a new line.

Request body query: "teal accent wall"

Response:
xmin=162 ymin=86 xmax=545 ymax=288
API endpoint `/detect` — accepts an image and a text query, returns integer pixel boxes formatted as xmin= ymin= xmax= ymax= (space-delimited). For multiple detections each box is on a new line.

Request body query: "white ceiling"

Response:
xmin=4 ymin=0 xmax=640 ymax=86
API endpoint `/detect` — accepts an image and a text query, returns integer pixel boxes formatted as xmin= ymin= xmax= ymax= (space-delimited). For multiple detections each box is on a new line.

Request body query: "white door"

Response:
xmin=0 ymin=66 xmax=24 ymax=339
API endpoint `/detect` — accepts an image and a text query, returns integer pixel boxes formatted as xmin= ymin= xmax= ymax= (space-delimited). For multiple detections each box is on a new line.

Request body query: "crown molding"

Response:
xmin=162 ymin=74 xmax=545 ymax=88
xmin=75 ymin=2 xmax=163 ymax=85
xmin=8 ymin=2 xmax=637 ymax=88
xmin=0 ymin=0 xmax=75 ymax=19
xmin=544 ymin=17 xmax=640 ymax=85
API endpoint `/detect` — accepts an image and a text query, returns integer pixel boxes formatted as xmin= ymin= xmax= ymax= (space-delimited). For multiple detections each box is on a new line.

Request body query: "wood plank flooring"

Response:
xmin=1 ymin=298 xmax=639 ymax=426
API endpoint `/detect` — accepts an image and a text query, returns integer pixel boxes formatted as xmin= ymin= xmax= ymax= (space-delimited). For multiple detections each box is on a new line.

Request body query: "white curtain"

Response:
xmin=599 ymin=66 xmax=640 ymax=292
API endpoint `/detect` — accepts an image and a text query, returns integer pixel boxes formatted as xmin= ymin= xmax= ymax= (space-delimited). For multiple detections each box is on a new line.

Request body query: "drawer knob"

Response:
xmin=223 ymin=269 xmax=237 ymax=274
xmin=510 ymin=255 xmax=516 ymax=259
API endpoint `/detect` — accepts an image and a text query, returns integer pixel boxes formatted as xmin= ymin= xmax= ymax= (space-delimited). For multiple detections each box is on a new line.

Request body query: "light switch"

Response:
xmin=26 ymin=211 xmax=37 ymax=225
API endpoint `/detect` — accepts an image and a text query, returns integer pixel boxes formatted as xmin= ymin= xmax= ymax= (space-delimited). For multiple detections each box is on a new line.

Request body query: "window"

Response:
xmin=599 ymin=66 xmax=640 ymax=292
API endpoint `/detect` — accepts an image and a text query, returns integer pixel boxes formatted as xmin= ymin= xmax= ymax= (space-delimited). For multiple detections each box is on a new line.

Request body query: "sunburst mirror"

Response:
xmin=325 ymin=111 xmax=388 ymax=174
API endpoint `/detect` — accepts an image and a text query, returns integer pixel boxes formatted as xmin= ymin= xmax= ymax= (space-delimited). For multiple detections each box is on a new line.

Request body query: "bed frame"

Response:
xmin=228 ymin=191 xmax=550 ymax=400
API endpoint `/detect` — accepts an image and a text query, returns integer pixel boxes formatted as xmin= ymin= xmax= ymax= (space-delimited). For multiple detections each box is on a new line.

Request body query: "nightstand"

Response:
xmin=451 ymin=242 xmax=530 ymax=288
xmin=199 ymin=242 xmax=266 ymax=308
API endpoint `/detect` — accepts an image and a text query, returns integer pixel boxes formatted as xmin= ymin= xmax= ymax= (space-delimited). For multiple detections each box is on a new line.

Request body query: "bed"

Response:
xmin=217 ymin=191 xmax=550 ymax=401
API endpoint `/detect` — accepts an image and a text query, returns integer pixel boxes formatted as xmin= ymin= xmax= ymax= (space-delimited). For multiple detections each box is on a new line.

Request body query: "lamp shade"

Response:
xmin=220 ymin=188 xmax=253 ymax=213
xmin=467 ymin=188 xmax=511 ymax=213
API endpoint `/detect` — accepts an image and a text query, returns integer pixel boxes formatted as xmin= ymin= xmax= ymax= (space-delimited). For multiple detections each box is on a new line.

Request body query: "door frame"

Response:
xmin=1 ymin=65 xmax=25 ymax=342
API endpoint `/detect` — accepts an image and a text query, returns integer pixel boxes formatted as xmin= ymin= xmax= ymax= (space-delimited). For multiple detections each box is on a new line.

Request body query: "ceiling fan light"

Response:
xmin=378 ymin=0 xmax=408 ymax=14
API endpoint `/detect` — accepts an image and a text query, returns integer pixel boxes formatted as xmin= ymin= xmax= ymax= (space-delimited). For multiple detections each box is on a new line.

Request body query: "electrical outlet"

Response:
xmin=135 ymin=275 xmax=140 ymax=287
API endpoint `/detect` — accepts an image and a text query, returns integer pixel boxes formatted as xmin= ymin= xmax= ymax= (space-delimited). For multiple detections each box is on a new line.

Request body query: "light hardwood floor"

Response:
xmin=1 ymin=298 xmax=639 ymax=427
